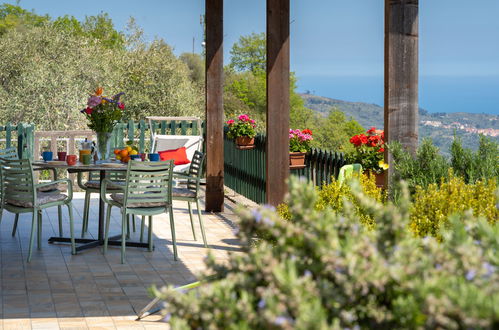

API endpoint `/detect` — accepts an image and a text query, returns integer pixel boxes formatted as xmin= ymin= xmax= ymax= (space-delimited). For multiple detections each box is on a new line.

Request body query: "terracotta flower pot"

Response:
xmin=289 ymin=152 xmax=306 ymax=166
xmin=235 ymin=136 xmax=255 ymax=146
xmin=367 ymin=170 xmax=386 ymax=188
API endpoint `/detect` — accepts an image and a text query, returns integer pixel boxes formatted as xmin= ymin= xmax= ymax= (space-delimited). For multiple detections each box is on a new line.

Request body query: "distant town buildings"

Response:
xmin=421 ymin=121 xmax=499 ymax=137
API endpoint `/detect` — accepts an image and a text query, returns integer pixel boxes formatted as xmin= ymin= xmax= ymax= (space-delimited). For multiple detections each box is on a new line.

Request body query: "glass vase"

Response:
xmin=95 ymin=131 xmax=112 ymax=161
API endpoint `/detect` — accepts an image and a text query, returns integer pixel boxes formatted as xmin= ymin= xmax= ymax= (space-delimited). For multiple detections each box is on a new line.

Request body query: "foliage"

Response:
xmin=289 ymin=129 xmax=313 ymax=153
xmin=279 ymin=173 xmax=384 ymax=229
xmin=311 ymin=109 xmax=364 ymax=153
xmin=410 ymin=172 xmax=498 ymax=238
xmin=0 ymin=3 xmax=49 ymax=35
xmin=346 ymin=127 xmax=387 ymax=174
xmin=155 ymin=177 xmax=499 ymax=329
xmin=229 ymin=32 xmax=266 ymax=74
xmin=226 ymin=114 xmax=257 ymax=139
xmin=0 ymin=9 xmax=202 ymax=130
xmin=81 ymin=87 xmax=124 ymax=133
xmin=179 ymin=52 xmax=205 ymax=87
xmin=451 ymin=135 xmax=499 ymax=183
xmin=389 ymin=138 xmax=450 ymax=193
xmin=390 ymin=136 xmax=498 ymax=194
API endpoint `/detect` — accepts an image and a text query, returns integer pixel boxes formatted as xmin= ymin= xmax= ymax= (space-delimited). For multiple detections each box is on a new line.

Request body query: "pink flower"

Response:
xmin=227 ymin=119 xmax=235 ymax=125
xmin=238 ymin=114 xmax=250 ymax=122
xmin=250 ymin=119 xmax=255 ymax=124
xmin=118 ymin=103 xmax=125 ymax=110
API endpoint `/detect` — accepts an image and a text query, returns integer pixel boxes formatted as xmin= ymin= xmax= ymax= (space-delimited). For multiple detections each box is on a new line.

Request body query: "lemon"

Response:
xmin=130 ymin=150 xmax=138 ymax=155
xmin=116 ymin=155 xmax=122 ymax=160
xmin=126 ymin=146 xmax=133 ymax=152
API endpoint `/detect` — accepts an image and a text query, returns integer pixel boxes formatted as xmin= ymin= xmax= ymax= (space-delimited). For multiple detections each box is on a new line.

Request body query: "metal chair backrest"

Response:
xmin=1 ymin=158 xmax=35 ymax=207
xmin=0 ymin=147 xmax=19 ymax=160
xmin=186 ymin=151 xmax=205 ymax=193
xmin=124 ymin=160 xmax=174 ymax=207
xmin=337 ymin=163 xmax=363 ymax=186
xmin=88 ymin=170 xmax=126 ymax=182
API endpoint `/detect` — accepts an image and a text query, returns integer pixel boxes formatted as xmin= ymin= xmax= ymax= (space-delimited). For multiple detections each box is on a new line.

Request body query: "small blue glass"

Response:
xmin=148 ymin=153 xmax=160 ymax=162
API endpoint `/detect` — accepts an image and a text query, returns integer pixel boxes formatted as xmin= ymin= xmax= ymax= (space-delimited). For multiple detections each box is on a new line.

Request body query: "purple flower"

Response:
xmin=482 ymin=262 xmax=496 ymax=277
xmin=257 ymin=299 xmax=266 ymax=309
xmin=274 ymin=316 xmax=288 ymax=326
xmin=87 ymin=96 xmax=101 ymax=107
xmin=304 ymin=270 xmax=312 ymax=277
xmin=465 ymin=270 xmax=476 ymax=281
xmin=251 ymin=209 xmax=263 ymax=223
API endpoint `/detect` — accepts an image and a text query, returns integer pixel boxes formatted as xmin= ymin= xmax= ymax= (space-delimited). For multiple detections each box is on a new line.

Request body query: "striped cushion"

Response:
xmin=6 ymin=192 xmax=67 ymax=208
xmin=110 ymin=193 xmax=170 ymax=208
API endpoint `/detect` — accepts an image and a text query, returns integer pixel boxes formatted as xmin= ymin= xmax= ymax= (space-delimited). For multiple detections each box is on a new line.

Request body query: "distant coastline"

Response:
xmin=297 ymin=75 xmax=499 ymax=116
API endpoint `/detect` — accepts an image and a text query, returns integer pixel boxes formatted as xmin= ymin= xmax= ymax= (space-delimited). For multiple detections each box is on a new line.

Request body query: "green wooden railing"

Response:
xmin=0 ymin=123 xmax=35 ymax=159
xmin=224 ymin=133 xmax=347 ymax=204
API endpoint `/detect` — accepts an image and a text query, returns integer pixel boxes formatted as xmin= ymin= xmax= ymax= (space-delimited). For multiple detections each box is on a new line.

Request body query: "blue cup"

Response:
xmin=148 ymin=153 xmax=160 ymax=162
xmin=130 ymin=154 xmax=141 ymax=161
xmin=42 ymin=151 xmax=53 ymax=162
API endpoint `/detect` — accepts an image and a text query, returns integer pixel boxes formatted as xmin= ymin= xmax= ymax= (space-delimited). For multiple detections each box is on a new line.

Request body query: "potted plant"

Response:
xmin=81 ymin=87 xmax=124 ymax=161
xmin=289 ymin=128 xmax=313 ymax=166
xmin=346 ymin=127 xmax=388 ymax=187
xmin=226 ymin=114 xmax=257 ymax=148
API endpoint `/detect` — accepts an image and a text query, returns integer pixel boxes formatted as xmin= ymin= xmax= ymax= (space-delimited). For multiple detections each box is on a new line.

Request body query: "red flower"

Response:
xmin=84 ymin=107 xmax=93 ymax=114
xmin=302 ymin=129 xmax=313 ymax=135
xmin=368 ymin=135 xmax=380 ymax=147
xmin=381 ymin=131 xmax=385 ymax=142
xmin=359 ymin=134 xmax=368 ymax=145
xmin=378 ymin=147 xmax=385 ymax=153
xmin=366 ymin=126 xmax=376 ymax=135
xmin=349 ymin=135 xmax=362 ymax=147
xmin=118 ymin=103 xmax=125 ymax=110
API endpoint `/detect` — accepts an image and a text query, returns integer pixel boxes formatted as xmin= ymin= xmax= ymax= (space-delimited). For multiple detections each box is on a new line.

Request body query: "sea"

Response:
xmin=297 ymin=75 xmax=499 ymax=116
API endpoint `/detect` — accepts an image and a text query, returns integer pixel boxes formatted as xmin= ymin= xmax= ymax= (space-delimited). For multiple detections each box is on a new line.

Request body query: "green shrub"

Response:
xmin=410 ymin=172 xmax=498 ymax=238
xmin=278 ymin=173 xmax=385 ymax=229
xmin=390 ymin=136 xmax=499 ymax=195
xmin=154 ymin=177 xmax=499 ymax=329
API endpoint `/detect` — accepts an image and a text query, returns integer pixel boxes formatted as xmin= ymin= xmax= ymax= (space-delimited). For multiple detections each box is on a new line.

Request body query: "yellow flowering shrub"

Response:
xmin=410 ymin=172 xmax=498 ymax=237
xmin=278 ymin=173 xmax=386 ymax=229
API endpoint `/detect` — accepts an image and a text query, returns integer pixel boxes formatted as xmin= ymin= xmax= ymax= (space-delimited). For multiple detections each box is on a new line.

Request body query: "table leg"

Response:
xmin=99 ymin=170 xmax=106 ymax=241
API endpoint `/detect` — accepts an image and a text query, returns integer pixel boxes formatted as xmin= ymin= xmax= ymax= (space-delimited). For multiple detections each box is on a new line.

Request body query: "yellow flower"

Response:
xmin=101 ymin=98 xmax=108 ymax=104
xmin=378 ymin=160 xmax=389 ymax=170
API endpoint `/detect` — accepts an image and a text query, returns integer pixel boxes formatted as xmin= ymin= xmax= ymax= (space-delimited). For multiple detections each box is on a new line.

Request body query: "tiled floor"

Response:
xmin=0 ymin=191 xmax=243 ymax=329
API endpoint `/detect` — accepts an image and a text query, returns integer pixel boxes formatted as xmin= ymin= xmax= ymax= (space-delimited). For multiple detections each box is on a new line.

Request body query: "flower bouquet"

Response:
xmin=226 ymin=114 xmax=257 ymax=148
xmin=289 ymin=129 xmax=313 ymax=166
xmin=81 ymin=87 xmax=124 ymax=160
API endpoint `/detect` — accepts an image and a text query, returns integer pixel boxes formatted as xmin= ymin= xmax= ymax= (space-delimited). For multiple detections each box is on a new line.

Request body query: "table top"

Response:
xmin=32 ymin=161 xmax=127 ymax=172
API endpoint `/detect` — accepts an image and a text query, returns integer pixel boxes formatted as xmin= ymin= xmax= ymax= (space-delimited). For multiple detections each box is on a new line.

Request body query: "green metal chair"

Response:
xmin=101 ymin=160 xmax=175 ymax=263
xmin=138 ymin=151 xmax=208 ymax=247
xmin=0 ymin=148 xmax=63 ymax=237
xmin=337 ymin=163 xmax=363 ymax=186
xmin=0 ymin=158 xmax=76 ymax=262
xmin=77 ymin=171 xmax=136 ymax=238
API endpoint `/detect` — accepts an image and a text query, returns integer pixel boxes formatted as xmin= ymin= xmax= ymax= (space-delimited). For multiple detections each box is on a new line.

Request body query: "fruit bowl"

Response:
xmin=114 ymin=142 xmax=139 ymax=163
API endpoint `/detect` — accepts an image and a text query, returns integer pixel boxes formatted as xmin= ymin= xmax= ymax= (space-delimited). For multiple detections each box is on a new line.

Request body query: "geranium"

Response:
xmin=289 ymin=128 xmax=313 ymax=153
xmin=80 ymin=87 xmax=124 ymax=133
xmin=226 ymin=114 xmax=257 ymax=140
xmin=347 ymin=127 xmax=387 ymax=173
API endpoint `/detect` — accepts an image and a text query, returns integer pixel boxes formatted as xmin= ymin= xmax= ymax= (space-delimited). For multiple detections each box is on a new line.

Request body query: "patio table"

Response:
xmin=32 ymin=161 xmax=150 ymax=252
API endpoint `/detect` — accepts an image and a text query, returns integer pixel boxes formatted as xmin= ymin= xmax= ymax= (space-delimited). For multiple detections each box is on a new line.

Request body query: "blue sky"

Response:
xmin=7 ymin=0 xmax=499 ymax=114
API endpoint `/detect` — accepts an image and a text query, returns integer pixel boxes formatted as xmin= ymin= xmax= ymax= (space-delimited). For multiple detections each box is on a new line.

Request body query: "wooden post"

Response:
xmin=385 ymin=0 xmax=419 ymax=182
xmin=205 ymin=0 xmax=224 ymax=212
xmin=266 ymin=0 xmax=290 ymax=206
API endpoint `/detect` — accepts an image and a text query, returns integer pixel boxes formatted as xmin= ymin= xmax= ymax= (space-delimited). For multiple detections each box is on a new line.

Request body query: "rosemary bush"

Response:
xmin=154 ymin=177 xmax=499 ymax=329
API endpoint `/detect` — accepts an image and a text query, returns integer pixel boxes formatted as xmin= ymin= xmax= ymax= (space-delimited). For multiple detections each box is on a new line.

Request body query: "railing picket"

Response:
xmin=139 ymin=120 xmax=146 ymax=153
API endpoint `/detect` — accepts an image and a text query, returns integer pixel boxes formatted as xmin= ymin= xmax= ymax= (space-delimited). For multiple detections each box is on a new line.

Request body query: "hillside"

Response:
xmin=301 ymin=93 xmax=499 ymax=154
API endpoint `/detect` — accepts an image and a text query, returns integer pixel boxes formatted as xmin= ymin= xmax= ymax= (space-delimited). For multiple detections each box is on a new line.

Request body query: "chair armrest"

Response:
xmin=76 ymin=172 xmax=88 ymax=190
xmin=173 ymin=173 xmax=200 ymax=181
xmin=100 ymin=178 xmax=124 ymax=205
xmin=36 ymin=179 xmax=73 ymax=202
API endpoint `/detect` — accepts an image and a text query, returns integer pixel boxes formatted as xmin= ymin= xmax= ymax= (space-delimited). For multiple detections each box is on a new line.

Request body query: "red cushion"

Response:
xmin=158 ymin=147 xmax=191 ymax=165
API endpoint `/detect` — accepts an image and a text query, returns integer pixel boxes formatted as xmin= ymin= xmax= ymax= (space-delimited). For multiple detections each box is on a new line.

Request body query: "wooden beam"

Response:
xmin=266 ymin=0 xmax=290 ymax=206
xmin=385 ymin=0 xmax=419 ymax=181
xmin=205 ymin=0 xmax=224 ymax=212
